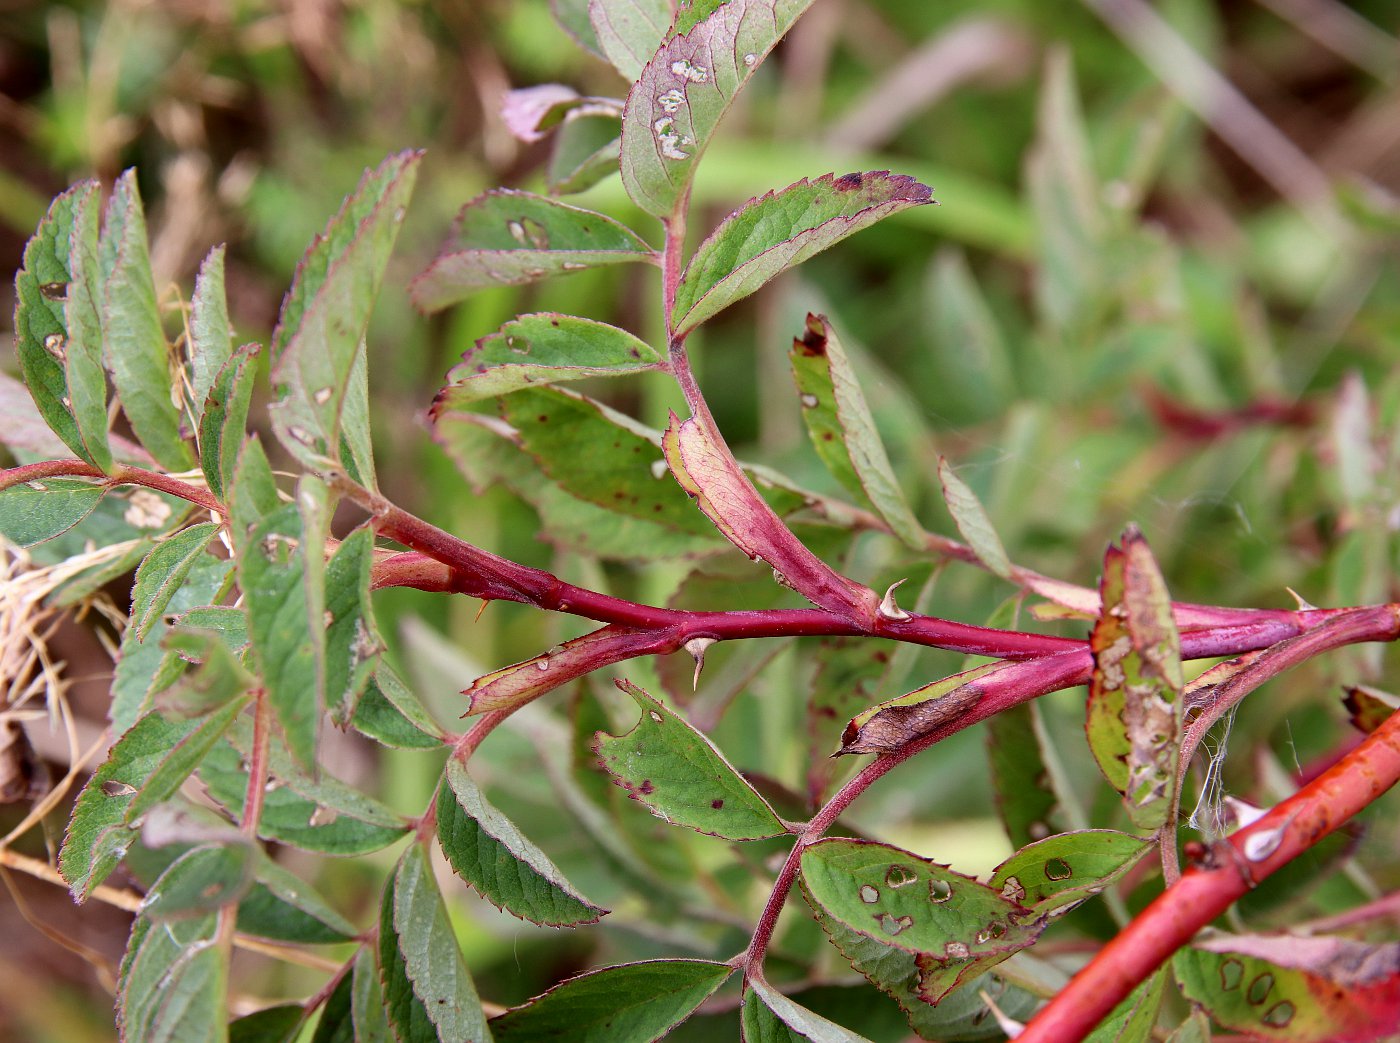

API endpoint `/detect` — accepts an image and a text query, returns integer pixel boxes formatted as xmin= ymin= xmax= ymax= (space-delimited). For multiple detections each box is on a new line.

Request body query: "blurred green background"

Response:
xmin=2 ymin=0 xmax=1399 ymax=1038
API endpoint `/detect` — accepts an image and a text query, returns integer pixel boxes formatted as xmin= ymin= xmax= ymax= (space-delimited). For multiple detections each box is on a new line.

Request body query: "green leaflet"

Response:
xmin=411 ymin=190 xmax=654 ymax=312
xmin=594 ymin=678 xmax=788 ymax=840
xmin=270 ymin=151 xmax=420 ymax=482
xmin=140 ymin=841 xmax=258 ymax=920
xmin=547 ymin=115 xmax=621 ymax=195
xmin=937 ymin=458 xmax=1013 ymax=580
xmin=987 ymin=830 xmax=1150 ymax=916
xmin=1084 ymin=970 xmax=1166 ymax=1043
xmin=926 ymin=249 xmax=1015 ymax=425
xmin=672 ymin=172 xmax=933 ymax=336
xmin=379 ymin=844 xmax=494 ymax=1043
xmin=229 ymin=1005 xmax=305 ymax=1043
xmin=434 ymin=313 xmax=663 ymax=408
xmin=437 ymin=755 xmax=607 ymax=926
xmin=986 ymin=701 xmax=1063 ymax=850
xmin=619 ymin=0 xmax=817 ymax=217
xmin=1086 ymin=527 xmax=1183 ymax=832
xmin=59 ymin=701 xmax=246 ymax=901
xmin=117 ymin=915 xmax=228 ymax=1043
xmin=99 ymin=170 xmax=191 ymax=470
xmin=13 ymin=180 xmax=112 ymax=470
xmin=741 ymin=980 xmax=875 ymax=1042
xmin=323 ymin=525 xmax=383 ymax=725
xmin=491 ymin=959 xmax=733 ymax=1042
xmin=351 ymin=662 xmax=449 ymax=749
xmin=0 ymin=478 xmax=105 ymax=547
xmin=789 ymin=313 xmax=923 ymax=549
xmin=188 ymin=245 xmax=233 ymax=427
xmin=154 ymin=626 xmax=253 ymax=720
xmin=129 ymin=523 xmax=220 ymax=641
xmin=589 ymin=0 xmax=673 ymax=79
xmin=198 ymin=343 xmax=260 ymax=503
xmin=235 ymin=854 xmax=357 ymax=944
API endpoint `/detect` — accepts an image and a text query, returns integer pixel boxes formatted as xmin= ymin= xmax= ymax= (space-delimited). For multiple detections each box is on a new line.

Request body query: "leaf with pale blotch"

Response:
xmin=799 ymin=839 xmax=1042 ymax=966
xmin=199 ymin=343 xmax=260 ymax=504
xmin=841 ymin=662 xmax=1012 ymax=756
xmin=664 ymin=412 xmax=872 ymax=617
xmin=1175 ymin=934 xmax=1400 ymax=1040
xmin=1084 ymin=970 xmax=1166 ymax=1043
xmin=789 ymin=313 xmax=923 ymax=548
xmin=466 ymin=626 xmax=665 ymax=715
xmin=199 ymin=731 xmax=408 ymax=856
xmin=411 ymin=190 xmax=654 ymax=312
xmin=379 ymin=844 xmax=493 ymax=1043
xmin=937 ymin=458 xmax=1012 ymax=580
xmin=595 ymin=678 xmax=788 ymax=839
xmin=437 ymin=756 xmax=607 ymax=927
xmin=589 ymin=0 xmax=673 ymax=80
xmin=13 ymin=181 xmax=112 ymax=470
xmin=1087 ymin=526 xmax=1183 ymax=832
xmin=188 ymin=245 xmax=233 ymax=429
xmin=235 ymin=854 xmax=356 ymax=944
xmin=129 ymin=524 xmax=219 ymax=641
xmin=741 ymin=979 xmax=874 ymax=1042
xmin=0 ymin=478 xmax=105 ymax=547
xmin=59 ymin=702 xmax=246 ymax=901
xmin=323 ymin=523 xmax=380 ymax=725
xmin=434 ymin=314 xmax=664 ymax=408
xmin=673 ymin=173 xmax=933 ymax=336
xmin=987 ymin=830 xmax=1150 ymax=916
xmin=270 ymin=151 xmax=419 ymax=482
xmin=620 ymin=0 xmax=818 ymax=217
xmin=117 ymin=915 xmax=227 ymax=1043
xmin=140 ymin=841 xmax=257 ymax=920
xmin=99 ymin=170 xmax=191 ymax=470
xmin=801 ymin=881 xmax=1041 ymax=1033
xmin=491 ymin=959 xmax=733 ymax=1042
xmin=1343 ymin=685 xmax=1399 ymax=734
xmin=549 ymin=115 xmax=622 ymax=195
xmin=352 ymin=662 xmax=448 ymax=749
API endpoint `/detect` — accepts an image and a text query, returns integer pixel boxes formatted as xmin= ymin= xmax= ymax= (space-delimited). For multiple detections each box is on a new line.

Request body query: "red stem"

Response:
xmin=1 ymin=459 xmax=223 ymax=514
xmin=1019 ymin=700 xmax=1400 ymax=1042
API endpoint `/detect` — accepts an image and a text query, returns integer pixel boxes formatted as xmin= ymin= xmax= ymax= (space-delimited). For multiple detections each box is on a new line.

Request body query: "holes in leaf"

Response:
xmin=1262 ymin=1001 xmax=1295 ymax=1027
xmin=876 ymin=913 xmax=912 ymax=936
xmin=1000 ymin=876 xmax=1026 ymax=904
xmin=858 ymin=885 xmax=879 ymax=904
xmin=1219 ymin=959 xmax=1244 ymax=990
xmin=945 ymin=941 xmax=970 ymax=959
xmin=885 ymin=864 xmax=917 ymax=888
xmin=1246 ymin=973 xmax=1274 ymax=1005
xmin=976 ymin=921 xmax=1006 ymax=944
xmin=928 ymin=879 xmax=953 ymax=903
xmin=1044 ymin=857 xmax=1072 ymax=881
xmin=39 ymin=281 xmax=68 ymax=300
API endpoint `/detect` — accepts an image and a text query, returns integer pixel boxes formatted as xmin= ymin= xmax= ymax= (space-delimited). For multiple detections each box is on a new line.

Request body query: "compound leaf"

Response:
xmin=987 ymin=830 xmax=1150 ymax=916
xmin=937 ymin=458 xmax=1012 ymax=580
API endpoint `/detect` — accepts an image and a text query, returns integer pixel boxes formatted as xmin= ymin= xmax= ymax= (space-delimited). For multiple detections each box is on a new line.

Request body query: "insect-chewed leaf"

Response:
xmin=198 ymin=342 xmax=260 ymax=503
xmin=437 ymin=756 xmax=607 ymax=927
xmin=594 ymin=678 xmax=788 ymax=840
xmin=664 ymin=412 xmax=873 ymax=617
xmin=117 ymin=914 xmax=227 ymax=1043
xmin=673 ymin=173 xmax=933 ymax=336
xmin=799 ymin=839 xmax=1042 ymax=965
xmin=129 ymin=523 xmax=220 ymax=642
xmin=840 ymin=663 xmax=1012 ymax=756
xmin=1343 ymin=684 xmax=1400 ymax=734
xmin=619 ymin=0 xmax=816 ymax=217
xmin=491 ymin=959 xmax=733 ymax=1042
xmin=13 ymin=180 xmax=112 ymax=470
xmin=434 ymin=314 xmax=664 ymax=408
xmin=741 ymin=979 xmax=874 ymax=1042
xmin=937 ymin=458 xmax=1012 ymax=580
xmin=1086 ymin=526 xmax=1183 ymax=832
xmin=411 ymin=190 xmax=654 ymax=312
xmin=789 ymin=314 xmax=923 ymax=548
xmin=188 ymin=245 xmax=233 ymax=426
xmin=59 ymin=702 xmax=246 ymax=901
xmin=235 ymin=854 xmax=356 ymax=944
xmin=379 ymin=844 xmax=493 ymax=1043
xmin=465 ymin=626 xmax=664 ymax=715
xmin=98 ymin=170 xmax=191 ymax=471
xmin=589 ymin=0 xmax=673 ymax=80
xmin=987 ymin=830 xmax=1150 ymax=916
xmin=139 ymin=841 xmax=257 ymax=920
xmin=352 ymin=662 xmax=448 ymax=749
xmin=548 ymin=114 xmax=622 ymax=195
xmin=0 ymin=478 xmax=105 ymax=547
xmin=1175 ymin=933 xmax=1400 ymax=1040
xmin=1084 ymin=970 xmax=1167 ymax=1043
xmin=200 ymin=726 xmax=409 ymax=855
xmin=270 ymin=151 xmax=419 ymax=483
xmin=801 ymin=889 xmax=1039 ymax=1037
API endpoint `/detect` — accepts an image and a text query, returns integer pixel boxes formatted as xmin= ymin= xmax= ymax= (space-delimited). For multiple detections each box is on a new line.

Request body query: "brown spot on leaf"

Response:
xmin=711 ymin=799 xmax=724 ymax=809
xmin=638 ymin=779 xmax=655 ymax=795
xmin=834 ymin=172 xmax=864 ymax=190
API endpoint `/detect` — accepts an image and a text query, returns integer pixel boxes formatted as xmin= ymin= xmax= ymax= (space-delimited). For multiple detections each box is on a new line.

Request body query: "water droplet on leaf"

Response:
xmin=313 ymin=386 xmax=333 ymax=405
xmin=648 ymin=710 xmax=663 ymax=723
xmin=743 ymin=53 xmax=757 ymax=67
xmin=799 ymin=393 xmax=819 ymax=408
